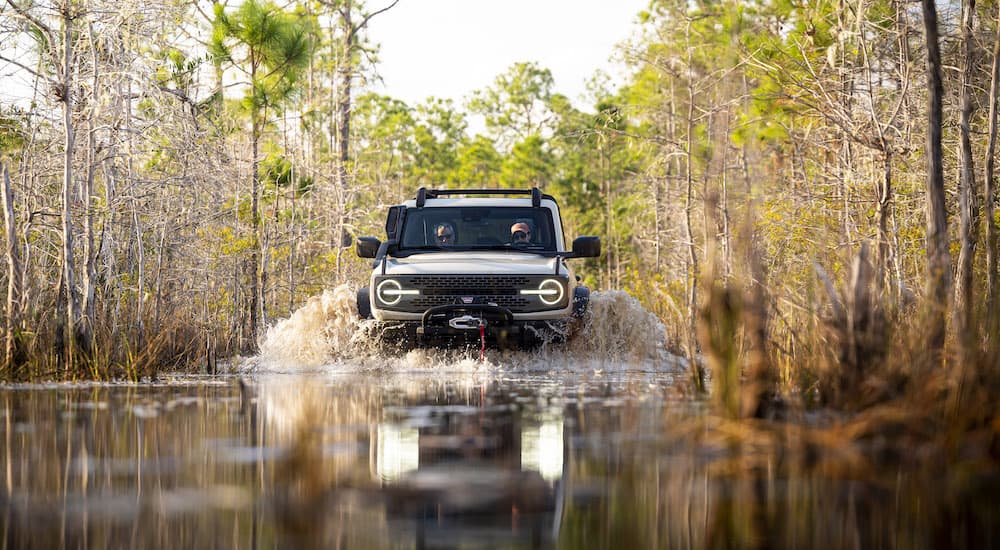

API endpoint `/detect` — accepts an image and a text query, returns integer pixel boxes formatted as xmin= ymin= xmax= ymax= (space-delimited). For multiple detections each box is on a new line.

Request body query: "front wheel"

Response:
xmin=357 ymin=287 xmax=373 ymax=319
xmin=572 ymin=286 xmax=590 ymax=318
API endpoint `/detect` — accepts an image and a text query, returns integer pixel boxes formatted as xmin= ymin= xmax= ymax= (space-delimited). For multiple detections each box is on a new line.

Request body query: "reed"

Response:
xmin=0 ymin=301 xmax=211 ymax=381
xmin=690 ymin=228 xmax=1000 ymax=471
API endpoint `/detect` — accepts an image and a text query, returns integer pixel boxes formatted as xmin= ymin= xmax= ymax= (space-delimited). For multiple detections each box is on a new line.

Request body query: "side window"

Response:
xmin=401 ymin=217 xmax=427 ymax=247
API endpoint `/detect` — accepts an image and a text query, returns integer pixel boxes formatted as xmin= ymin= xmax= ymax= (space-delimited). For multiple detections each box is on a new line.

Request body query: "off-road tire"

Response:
xmin=357 ymin=288 xmax=373 ymax=319
xmin=572 ymin=286 xmax=591 ymax=318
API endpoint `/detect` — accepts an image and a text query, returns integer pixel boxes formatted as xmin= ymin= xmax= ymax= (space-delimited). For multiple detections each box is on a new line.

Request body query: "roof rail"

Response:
xmin=412 ymin=188 xmax=553 ymax=207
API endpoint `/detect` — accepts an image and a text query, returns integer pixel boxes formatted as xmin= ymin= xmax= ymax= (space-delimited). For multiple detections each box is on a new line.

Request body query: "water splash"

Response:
xmin=566 ymin=290 xmax=666 ymax=363
xmin=257 ymin=285 xmax=359 ymax=369
xmin=250 ymin=285 xmax=680 ymax=374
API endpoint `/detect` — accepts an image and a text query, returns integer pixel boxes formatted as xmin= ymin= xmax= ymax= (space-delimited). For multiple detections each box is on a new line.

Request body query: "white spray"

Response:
xmin=251 ymin=284 xmax=679 ymax=373
xmin=257 ymin=285 xmax=359 ymax=369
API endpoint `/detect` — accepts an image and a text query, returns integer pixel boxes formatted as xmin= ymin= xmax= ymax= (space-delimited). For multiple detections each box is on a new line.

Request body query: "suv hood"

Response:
xmin=382 ymin=252 xmax=562 ymax=276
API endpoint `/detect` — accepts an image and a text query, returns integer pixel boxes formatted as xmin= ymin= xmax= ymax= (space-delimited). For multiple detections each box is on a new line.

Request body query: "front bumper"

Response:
xmin=371 ymin=274 xmax=571 ymax=315
xmin=378 ymin=304 xmax=570 ymax=348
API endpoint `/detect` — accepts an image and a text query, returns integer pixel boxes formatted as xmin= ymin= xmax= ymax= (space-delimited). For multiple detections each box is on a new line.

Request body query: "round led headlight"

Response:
xmin=520 ymin=278 xmax=565 ymax=305
xmin=376 ymin=279 xmax=418 ymax=305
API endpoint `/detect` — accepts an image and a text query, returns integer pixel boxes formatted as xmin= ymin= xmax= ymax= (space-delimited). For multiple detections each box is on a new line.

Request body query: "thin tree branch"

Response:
xmin=5 ymin=0 xmax=58 ymax=64
xmin=0 ymin=53 xmax=52 ymax=84
xmin=356 ymin=0 xmax=399 ymax=31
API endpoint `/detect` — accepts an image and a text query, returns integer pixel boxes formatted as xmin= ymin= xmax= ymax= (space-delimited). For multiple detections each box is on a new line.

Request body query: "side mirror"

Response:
xmin=357 ymin=236 xmax=381 ymax=258
xmin=570 ymin=236 xmax=601 ymax=258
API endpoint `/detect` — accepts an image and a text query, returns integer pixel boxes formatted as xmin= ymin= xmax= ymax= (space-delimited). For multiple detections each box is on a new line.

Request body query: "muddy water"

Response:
xmin=2 ymin=288 xmax=998 ymax=548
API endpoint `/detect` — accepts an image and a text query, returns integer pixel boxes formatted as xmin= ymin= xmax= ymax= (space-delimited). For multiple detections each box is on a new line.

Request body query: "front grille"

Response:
xmin=408 ymin=275 xmax=531 ymax=291
xmin=411 ymin=295 xmax=530 ymax=309
xmin=378 ymin=274 xmax=565 ymax=313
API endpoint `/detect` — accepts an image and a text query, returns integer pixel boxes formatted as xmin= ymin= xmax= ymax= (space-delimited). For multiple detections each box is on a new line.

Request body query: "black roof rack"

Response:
xmin=414 ymin=187 xmax=551 ymax=208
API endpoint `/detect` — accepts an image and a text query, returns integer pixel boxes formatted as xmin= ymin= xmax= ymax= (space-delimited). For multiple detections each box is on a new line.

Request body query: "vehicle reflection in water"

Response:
xmin=520 ymin=412 xmax=563 ymax=483
xmin=2 ymin=372 xmax=999 ymax=548
xmin=376 ymin=423 xmax=419 ymax=482
xmin=368 ymin=376 xmax=563 ymax=548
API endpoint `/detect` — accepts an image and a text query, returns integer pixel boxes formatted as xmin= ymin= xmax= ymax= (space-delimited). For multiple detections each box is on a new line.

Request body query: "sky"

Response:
xmin=364 ymin=0 xmax=649 ymax=110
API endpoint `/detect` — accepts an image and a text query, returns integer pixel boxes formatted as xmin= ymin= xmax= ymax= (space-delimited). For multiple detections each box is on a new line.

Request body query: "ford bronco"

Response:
xmin=356 ymin=188 xmax=600 ymax=348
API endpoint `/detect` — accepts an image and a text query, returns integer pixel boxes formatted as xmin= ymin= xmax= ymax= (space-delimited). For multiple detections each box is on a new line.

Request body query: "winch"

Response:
xmin=448 ymin=315 xmax=487 ymax=331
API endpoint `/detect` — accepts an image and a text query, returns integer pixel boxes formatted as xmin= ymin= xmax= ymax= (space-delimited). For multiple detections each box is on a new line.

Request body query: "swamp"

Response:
xmin=4 ymin=289 xmax=998 ymax=548
xmin=3 ymin=0 xmax=1000 ymax=547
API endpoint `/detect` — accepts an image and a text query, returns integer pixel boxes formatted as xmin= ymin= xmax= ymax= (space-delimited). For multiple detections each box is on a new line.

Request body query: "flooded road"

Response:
xmin=2 ymin=290 xmax=998 ymax=548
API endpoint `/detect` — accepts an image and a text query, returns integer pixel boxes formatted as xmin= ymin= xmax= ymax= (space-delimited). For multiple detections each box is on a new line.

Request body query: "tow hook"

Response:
xmin=449 ymin=315 xmax=486 ymax=331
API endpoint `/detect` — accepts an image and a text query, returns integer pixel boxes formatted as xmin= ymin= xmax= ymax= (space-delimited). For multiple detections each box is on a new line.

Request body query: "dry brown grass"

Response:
xmin=693 ymin=236 xmax=1000 ymax=472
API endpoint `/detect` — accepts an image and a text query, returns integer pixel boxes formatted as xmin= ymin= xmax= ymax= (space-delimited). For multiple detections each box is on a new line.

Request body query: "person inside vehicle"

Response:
xmin=435 ymin=222 xmax=456 ymax=246
xmin=510 ymin=222 xmax=531 ymax=245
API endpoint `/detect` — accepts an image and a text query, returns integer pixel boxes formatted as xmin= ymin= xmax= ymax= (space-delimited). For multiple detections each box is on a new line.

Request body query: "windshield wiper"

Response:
xmin=394 ymin=244 xmax=554 ymax=256
xmin=393 ymin=245 xmax=445 ymax=256
xmin=474 ymin=244 xmax=552 ymax=255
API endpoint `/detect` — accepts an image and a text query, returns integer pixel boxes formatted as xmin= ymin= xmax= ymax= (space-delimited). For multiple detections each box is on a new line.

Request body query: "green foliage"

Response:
xmin=352 ymin=92 xmax=417 ymax=190
xmin=451 ymin=135 xmax=501 ymax=186
xmin=412 ymin=98 xmax=468 ymax=185
xmin=499 ymin=135 xmax=554 ymax=189
xmin=153 ymin=47 xmax=201 ymax=92
xmin=260 ymin=152 xmax=293 ymax=188
xmin=211 ymin=0 xmax=315 ymax=128
xmin=0 ymin=107 xmax=28 ymax=156
xmin=467 ymin=61 xmax=556 ymax=150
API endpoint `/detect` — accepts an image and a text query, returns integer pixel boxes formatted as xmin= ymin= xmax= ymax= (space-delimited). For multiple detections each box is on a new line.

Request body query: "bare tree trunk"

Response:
xmin=60 ymin=8 xmax=82 ymax=369
xmin=721 ymin=123 xmax=731 ymax=281
xmin=875 ymin=150 xmax=893 ymax=286
xmin=325 ymin=0 xmax=399 ymax=280
xmin=250 ymin=118 xmax=262 ymax=347
xmin=289 ymin=165 xmax=297 ymax=314
xmin=684 ymin=20 xmax=700 ymax=363
xmin=603 ymin=144 xmax=613 ymax=288
xmin=839 ymin=31 xmax=857 ymax=249
xmin=921 ymin=0 xmax=952 ymax=361
xmin=131 ymin=195 xmax=145 ymax=343
xmin=841 ymin=141 xmax=853 ymax=245
xmin=333 ymin=0 xmax=353 ymax=282
xmin=327 ymin=39 xmax=338 ymax=282
xmin=247 ymin=41 xmax=264 ymax=349
xmin=232 ymin=160 xmax=244 ymax=352
xmin=740 ymin=225 xmax=772 ymax=419
xmin=984 ymin=1 xmax=1000 ymax=324
xmin=104 ymin=161 xmax=121 ymax=338
xmin=153 ymin=213 xmax=167 ymax=332
xmin=124 ymin=75 xmax=144 ymax=349
xmin=81 ymin=22 xmax=99 ymax=345
xmin=2 ymin=164 xmax=23 ymax=373
xmin=955 ymin=0 xmax=979 ymax=345
xmin=653 ymin=174 xmax=662 ymax=270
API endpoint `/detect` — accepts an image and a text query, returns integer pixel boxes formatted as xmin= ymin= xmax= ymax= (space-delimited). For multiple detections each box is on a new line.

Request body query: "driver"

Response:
xmin=435 ymin=222 xmax=456 ymax=245
xmin=510 ymin=222 xmax=531 ymax=245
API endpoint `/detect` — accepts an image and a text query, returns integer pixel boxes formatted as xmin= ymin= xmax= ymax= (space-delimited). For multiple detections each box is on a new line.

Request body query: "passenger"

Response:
xmin=510 ymin=222 xmax=531 ymax=245
xmin=435 ymin=222 xmax=456 ymax=245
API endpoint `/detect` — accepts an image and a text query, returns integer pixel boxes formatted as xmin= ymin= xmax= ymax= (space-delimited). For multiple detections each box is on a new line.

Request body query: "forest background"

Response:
xmin=0 ymin=0 xmax=998 ymax=422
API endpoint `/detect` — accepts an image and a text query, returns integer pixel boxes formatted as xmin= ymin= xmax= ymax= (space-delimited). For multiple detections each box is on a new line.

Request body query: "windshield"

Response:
xmin=399 ymin=207 xmax=557 ymax=251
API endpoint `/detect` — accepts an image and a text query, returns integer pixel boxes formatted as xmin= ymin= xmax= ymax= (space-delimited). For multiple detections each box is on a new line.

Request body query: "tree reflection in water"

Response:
xmin=1 ymin=373 xmax=998 ymax=548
